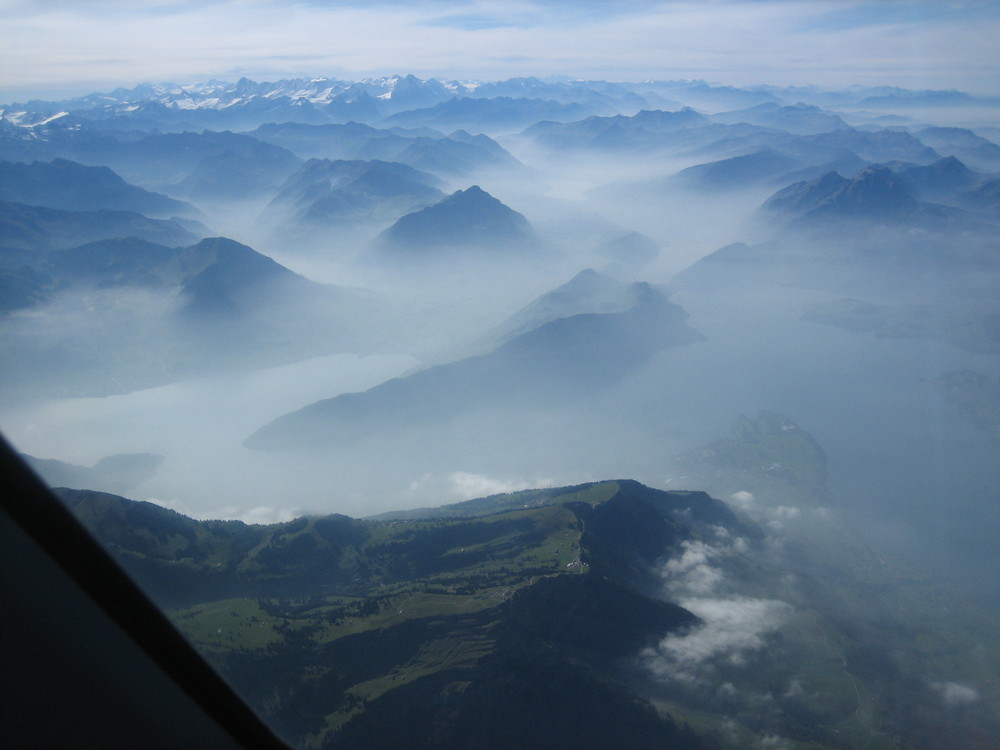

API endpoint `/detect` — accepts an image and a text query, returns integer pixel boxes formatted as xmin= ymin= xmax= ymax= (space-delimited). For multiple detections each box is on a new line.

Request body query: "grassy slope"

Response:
xmin=59 ymin=469 xmax=1000 ymax=750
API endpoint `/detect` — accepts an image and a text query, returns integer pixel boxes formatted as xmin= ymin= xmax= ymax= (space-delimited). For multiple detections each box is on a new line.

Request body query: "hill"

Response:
xmin=372 ymin=185 xmax=540 ymax=260
xmin=53 ymin=480 xmax=737 ymax=748
xmin=57 ymin=474 xmax=1000 ymax=750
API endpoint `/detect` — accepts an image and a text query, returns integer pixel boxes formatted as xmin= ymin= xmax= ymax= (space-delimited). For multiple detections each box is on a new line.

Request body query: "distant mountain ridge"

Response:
xmin=9 ymin=77 xmax=997 ymax=122
xmin=261 ymin=158 xmax=444 ymax=235
xmin=250 ymin=122 xmax=520 ymax=177
xmin=762 ymin=161 xmax=993 ymax=227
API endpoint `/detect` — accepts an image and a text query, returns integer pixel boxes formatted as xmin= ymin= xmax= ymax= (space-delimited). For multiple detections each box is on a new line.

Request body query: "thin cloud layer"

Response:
xmin=2 ymin=1 xmax=998 ymax=100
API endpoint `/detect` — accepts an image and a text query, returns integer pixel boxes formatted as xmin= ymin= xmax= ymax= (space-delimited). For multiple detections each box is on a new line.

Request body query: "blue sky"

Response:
xmin=1 ymin=1 xmax=997 ymax=101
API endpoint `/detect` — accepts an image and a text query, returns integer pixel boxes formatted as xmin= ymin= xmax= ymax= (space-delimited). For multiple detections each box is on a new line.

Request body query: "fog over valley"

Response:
xmin=2 ymin=64 xmax=1000 ymax=749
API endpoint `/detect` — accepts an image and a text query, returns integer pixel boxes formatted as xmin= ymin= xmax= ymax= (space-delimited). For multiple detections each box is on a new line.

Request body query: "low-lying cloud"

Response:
xmin=448 ymin=471 xmax=556 ymax=499
xmin=931 ymin=680 xmax=980 ymax=707
xmin=644 ymin=595 xmax=793 ymax=682
xmin=647 ymin=530 xmax=793 ymax=683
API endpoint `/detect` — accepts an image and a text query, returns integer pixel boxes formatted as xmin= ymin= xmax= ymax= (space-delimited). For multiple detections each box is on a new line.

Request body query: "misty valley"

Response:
xmin=2 ymin=75 xmax=999 ymax=749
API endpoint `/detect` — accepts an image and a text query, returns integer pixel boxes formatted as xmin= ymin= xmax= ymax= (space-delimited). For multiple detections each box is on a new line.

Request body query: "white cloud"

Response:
xmin=930 ymin=680 xmax=980 ymax=706
xmin=645 ymin=595 xmax=793 ymax=681
xmin=658 ymin=534 xmax=748 ymax=597
xmin=772 ymin=505 xmax=801 ymax=519
xmin=234 ymin=505 xmax=302 ymax=525
xmin=661 ymin=539 xmax=727 ymax=596
xmin=147 ymin=496 xmax=301 ymax=524
xmin=650 ymin=532 xmax=793 ymax=684
xmin=448 ymin=470 xmax=553 ymax=499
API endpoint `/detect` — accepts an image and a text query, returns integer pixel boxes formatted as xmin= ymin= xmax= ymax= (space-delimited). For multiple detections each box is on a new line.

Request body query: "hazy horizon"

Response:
xmin=2 ymin=1 xmax=1000 ymax=102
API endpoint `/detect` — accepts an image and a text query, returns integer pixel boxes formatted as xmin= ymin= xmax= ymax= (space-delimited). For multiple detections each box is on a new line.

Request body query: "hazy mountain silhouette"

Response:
xmin=252 ymin=122 xmax=519 ymax=177
xmin=671 ymin=148 xmax=804 ymax=190
xmin=261 ymin=158 xmax=444 ymax=236
xmin=379 ymin=96 xmax=590 ymax=132
xmin=895 ymin=155 xmax=982 ymax=202
xmin=246 ymin=281 xmax=702 ymax=450
xmin=0 ymin=200 xmax=202 ymax=255
xmin=709 ymin=102 xmax=850 ymax=134
xmin=372 ymin=185 xmax=540 ymax=260
xmin=0 ymin=158 xmax=197 ymax=218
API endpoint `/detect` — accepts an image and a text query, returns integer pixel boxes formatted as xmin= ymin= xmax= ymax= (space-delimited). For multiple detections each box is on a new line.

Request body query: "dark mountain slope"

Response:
xmin=55 ymin=468 xmax=1000 ymax=750
xmin=0 ymin=158 xmax=197 ymax=218
xmin=95 ymin=131 xmax=301 ymax=195
xmin=803 ymin=128 xmax=940 ymax=164
xmin=761 ymin=164 xmax=986 ymax=230
xmin=761 ymin=169 xmax=849 ymax=215
xmin=55 ymin=480 xmax=733 ymax=748
xmin=0 ymin=199 xmax=202 ymax=254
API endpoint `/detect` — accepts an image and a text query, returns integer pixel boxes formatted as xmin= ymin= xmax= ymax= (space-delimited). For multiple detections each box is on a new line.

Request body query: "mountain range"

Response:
xmin=16 ymin=76 xmax=996 ymax=133
xmin=55 ymin=451 xmax=1000 ymax=750
xmin=2 ymin=74 xmax=999 ymax=750
xmin=0 ymin=199 xmax=202 ymax=256
xmin=675 ymin=158 xmax=1000 ymax=299
xmin=250 ymin=122 xmax=520 ymax=178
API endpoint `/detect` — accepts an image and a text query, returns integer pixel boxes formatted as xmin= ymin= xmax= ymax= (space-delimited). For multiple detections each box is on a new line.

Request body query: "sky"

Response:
xmin=1 ymin=0 xmax=998 ymax=102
